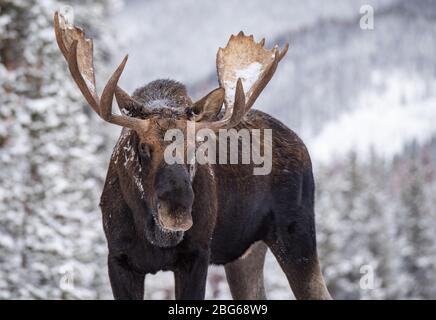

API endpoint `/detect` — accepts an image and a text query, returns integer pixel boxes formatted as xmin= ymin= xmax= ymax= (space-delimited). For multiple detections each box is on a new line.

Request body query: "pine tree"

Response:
xmin=0 ymin=0 xmax=120 ymax=299
xmin=396 ymin=141 xmax=434 ymax=298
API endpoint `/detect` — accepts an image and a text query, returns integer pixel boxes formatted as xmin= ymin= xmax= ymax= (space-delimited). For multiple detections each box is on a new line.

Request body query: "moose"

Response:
xmin=54 ymin=12 xmax=331 ymax=300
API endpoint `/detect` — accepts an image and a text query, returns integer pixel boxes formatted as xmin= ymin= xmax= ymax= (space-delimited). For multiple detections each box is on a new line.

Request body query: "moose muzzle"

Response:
xmin=155 ymin=164 xmax=194 ymax=232
xmin=157 ymin=203 xmax=193 ymax=232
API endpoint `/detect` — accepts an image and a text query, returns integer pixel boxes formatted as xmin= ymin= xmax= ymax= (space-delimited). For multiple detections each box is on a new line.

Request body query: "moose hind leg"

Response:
xmin=266 ymin=207 xmax=331 ymax=300
xmin=224 ymin=241 xmax=267 ymax=300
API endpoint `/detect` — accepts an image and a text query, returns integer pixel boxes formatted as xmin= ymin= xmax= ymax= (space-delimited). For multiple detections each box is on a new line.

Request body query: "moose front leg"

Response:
xmin=108 ymin=254 xmax=145 ymax=300
xmin=174 ymin=250 xmax=209 ymax=300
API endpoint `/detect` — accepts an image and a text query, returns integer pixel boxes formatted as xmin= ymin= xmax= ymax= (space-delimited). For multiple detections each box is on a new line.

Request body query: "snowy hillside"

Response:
xmin=310 ymin=71 xmax=436 ymax=162
xmin=112 ymin=0 xmax=395 ymax=91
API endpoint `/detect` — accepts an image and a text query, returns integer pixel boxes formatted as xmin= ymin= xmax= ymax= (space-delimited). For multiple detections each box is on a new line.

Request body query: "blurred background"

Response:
xmin=1 ymin=0 xmax=435 ymax=299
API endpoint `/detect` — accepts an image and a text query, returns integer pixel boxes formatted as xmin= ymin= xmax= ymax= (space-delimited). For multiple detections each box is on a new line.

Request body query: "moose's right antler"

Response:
xmin=54 ymin=12 xmax=149 ymax=130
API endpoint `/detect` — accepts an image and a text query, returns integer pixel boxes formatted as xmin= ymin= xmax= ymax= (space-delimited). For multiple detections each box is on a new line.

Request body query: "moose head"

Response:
xmin=54 ymin=12 xmax=288 ymax=239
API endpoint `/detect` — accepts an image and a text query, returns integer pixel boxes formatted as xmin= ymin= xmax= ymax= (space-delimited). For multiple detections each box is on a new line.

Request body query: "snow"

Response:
xmin=309 ymin=71 xmax=436 ymax=162
xmin=123 ymin=138 xmax=134 ymax=167
xmin=0 ymin=0 xmax=121 ymax=300
xmin=223 ymin=62 xmax=263 ymax=107
xmin=111 ymin=0 xmax=394 ymax=92
xmin=134 ymin=175 xmax=144 ymax=198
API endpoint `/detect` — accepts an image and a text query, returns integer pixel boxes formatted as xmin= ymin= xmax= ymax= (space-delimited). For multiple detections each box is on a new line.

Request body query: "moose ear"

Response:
xmin=192 ymin=87 xmax=225 ymax=121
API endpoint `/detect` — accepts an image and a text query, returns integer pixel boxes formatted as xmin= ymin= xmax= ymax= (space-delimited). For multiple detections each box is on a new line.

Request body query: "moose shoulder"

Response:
xmin=54 ymin=12 xmax=331 ymax=300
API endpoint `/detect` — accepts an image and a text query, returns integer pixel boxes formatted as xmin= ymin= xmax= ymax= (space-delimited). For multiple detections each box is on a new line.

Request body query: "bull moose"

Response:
xmin=54 ymin=12 xmax=331 ymax=300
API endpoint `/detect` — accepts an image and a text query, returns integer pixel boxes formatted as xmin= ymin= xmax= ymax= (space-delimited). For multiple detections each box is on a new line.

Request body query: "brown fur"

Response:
xmin=100 ymin=81 xmax=330 ymax=299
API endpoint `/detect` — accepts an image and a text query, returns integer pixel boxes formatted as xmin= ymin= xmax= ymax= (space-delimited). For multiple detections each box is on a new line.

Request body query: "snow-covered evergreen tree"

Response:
xmin=0 ymin=0 xmax=121 ymax=299
xmin=395 ymin=141 xmax=436 ymax=299
xmin=316 ymin=140 xmax=436 ymax=300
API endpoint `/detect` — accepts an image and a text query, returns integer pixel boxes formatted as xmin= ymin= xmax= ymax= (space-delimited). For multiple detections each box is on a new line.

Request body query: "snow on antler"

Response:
xmin=217 ymin=31 xmax=289 ymax=116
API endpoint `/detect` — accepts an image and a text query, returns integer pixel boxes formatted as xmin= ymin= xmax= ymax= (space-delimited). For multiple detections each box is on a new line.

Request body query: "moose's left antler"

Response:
xmin=194 ymin=32 xmax=288 ymax=131
xmin=217 ymin=32 xmax=289 ymax=118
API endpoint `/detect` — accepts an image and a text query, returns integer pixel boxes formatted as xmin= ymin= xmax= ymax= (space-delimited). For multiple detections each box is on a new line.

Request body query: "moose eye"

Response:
xmin=138 ymin=143 xmax=151 ymax=160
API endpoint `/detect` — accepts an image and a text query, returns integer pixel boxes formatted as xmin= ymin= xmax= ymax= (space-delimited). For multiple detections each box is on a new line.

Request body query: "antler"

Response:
xmin=195 ymin=78 xmax=246 ymax=131
xmin=54 ymin=12 xmax=149 ymax=131
xmin=217 ymin=31 xmax=288 ymax=117
xmin=195 ymin=32 xmax=287 ymax=131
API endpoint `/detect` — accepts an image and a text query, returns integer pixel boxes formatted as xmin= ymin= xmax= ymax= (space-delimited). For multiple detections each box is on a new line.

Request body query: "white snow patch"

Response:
xmin=309 ymin=71 xmax=436 ymax=162
xmin=134 ymin=175 xmax=144 ymax=199
xmin=224 ymin=62 xmax=263 ymax=107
